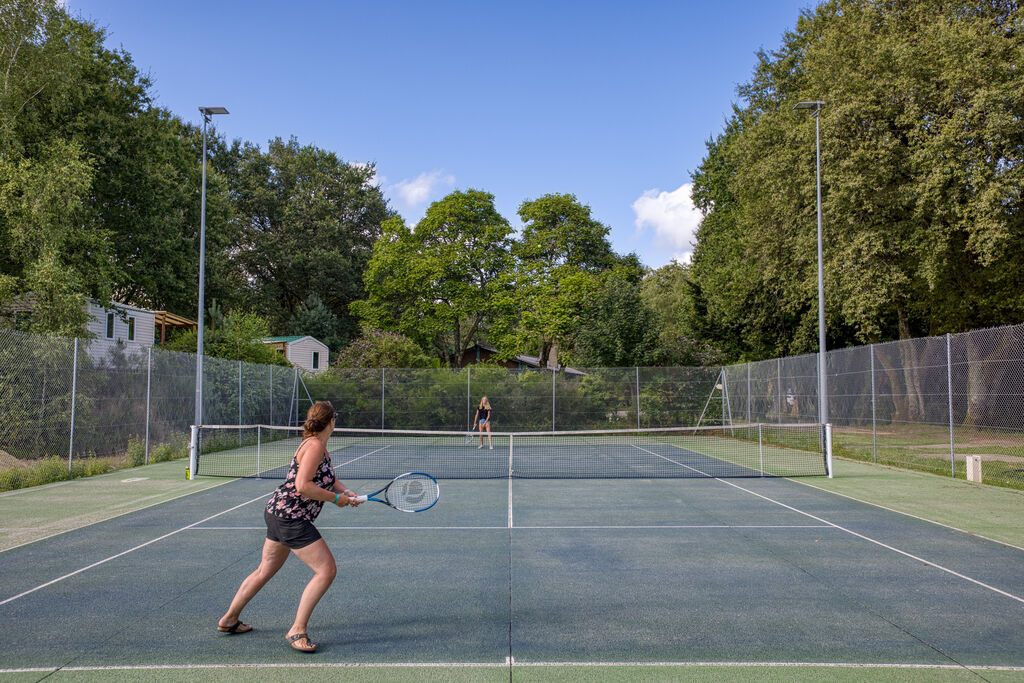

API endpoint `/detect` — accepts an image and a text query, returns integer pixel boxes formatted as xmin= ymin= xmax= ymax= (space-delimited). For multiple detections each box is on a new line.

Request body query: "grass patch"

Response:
xmin=0 ymin=435 xmax=190 ymax=493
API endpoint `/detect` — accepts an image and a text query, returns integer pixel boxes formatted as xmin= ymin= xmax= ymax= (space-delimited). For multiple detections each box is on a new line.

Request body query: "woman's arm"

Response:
xmin=295 ymin=441 xmax=350 ymax=506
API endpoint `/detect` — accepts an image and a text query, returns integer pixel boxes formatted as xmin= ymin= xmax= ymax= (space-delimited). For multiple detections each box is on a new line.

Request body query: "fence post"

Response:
xmin=145 ymin=346 xmax=152 ymax=464
xmin=551 ymin=370 xmax=556 ymax=431
xmin=746 ymin=363 xmax=751 ymax=424
xmin=68 ymin=337 xmax=78 ymax=474
xmin=381 ymin=367 xmax=385 ymax=429
xmin=636 ymin=367 xmax=641 ymax=429
xmin=776 ymin=358 xmax=783 ymax=422
xmin=269 ymin=366 xmax=273 ymax=425
xmin=467 ymin=366 xmax=472 ymax=432
xmin=238 ymin=360 xmax=243 ymax=445
xmin=946 ymin=333 xmax=955 ymax=476
xmin=869 ymin=344 xmax=876 ymax=463
xmin=758 ymin=423 xmax=763 ymax=476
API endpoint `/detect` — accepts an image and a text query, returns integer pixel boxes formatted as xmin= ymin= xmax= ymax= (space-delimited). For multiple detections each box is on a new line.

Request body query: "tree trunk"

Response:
xmin=895 ymin=301 xmax=926 ymax=422
xmin=962 ymin=327 xmax=1019 ymax=428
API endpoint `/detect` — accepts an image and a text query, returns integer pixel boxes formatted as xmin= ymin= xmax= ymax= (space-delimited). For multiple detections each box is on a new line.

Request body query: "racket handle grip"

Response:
xmin=354 ymin=494 xmax=368 ymax=502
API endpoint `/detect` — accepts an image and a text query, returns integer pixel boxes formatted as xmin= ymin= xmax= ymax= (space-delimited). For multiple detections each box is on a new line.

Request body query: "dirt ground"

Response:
xmin=0 ymin=449 xmax=27 ymax=470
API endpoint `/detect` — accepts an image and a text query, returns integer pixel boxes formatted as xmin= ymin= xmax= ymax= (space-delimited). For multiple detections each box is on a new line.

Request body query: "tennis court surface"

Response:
xmin=1 ymin=427 xmax=1023 ymax=681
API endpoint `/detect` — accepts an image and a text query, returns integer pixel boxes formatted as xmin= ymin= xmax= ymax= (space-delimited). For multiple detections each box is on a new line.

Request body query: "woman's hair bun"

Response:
xmin=303 ymin=401 xmax=336 ymax=437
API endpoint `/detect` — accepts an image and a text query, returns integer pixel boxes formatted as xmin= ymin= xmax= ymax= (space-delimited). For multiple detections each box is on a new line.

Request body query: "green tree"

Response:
xmin=689 ymin=0 xmax=1023 ymax=362
xmin=491 ymin=193 xmax=619 ymax=365
xmin=287 ymin=293 xmax=343 ymax=353
xmin=0 ymin=2 xmax=232 ymax=331
xmin=352 ymin=190 xmax=515 ymax=367
xmin=166 ymin=310 xmax=287 ymax=365
xmin=228 ymin=137 xmax=391 ymax=345
xmin=332 ymin=326 xmax=433 ymax=368
xmin=574 ymin=261 xmax=657 ymax=367
xmin=640 ymin=262 xmax=725 ymax=366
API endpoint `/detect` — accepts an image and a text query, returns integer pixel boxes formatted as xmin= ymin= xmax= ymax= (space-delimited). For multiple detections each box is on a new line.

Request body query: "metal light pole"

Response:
xmin=194 ymin=106 xmax=229 ymax=437
xmin=794 ymin=101 xmax=827 ymax=426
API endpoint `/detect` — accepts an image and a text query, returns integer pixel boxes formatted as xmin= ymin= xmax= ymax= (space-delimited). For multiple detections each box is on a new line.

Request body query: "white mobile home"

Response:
xmin=263 ymin=336 xmax=329 ymax=374
xmin=85 ymin=301 xmax=196 ymax=362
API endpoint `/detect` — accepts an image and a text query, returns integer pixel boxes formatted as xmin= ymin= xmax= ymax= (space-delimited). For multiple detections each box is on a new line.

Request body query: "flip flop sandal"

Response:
xmin=287 ymin=633 xmax=317 ymax=652
xmin=217 ymin=620 xmax=253 ymax=634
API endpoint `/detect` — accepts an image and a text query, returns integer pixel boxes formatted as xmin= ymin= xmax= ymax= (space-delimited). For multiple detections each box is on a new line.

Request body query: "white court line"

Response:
xmin=187 ymin=524 xmax=834 ymax=531
xmin=511 ymin=525 xmax=833 ymax=530
xmin=789 ymin=475 xmax=1024 ymax=553
xmin=334 ymin=444 xmax=390 ymax=468
xmin=1 ymin=662 xmax=1022 ymax=673
xmin=0 ymin=492 xmax=270 ymax=606
xmin=191 ymin=526 xmax=509 ymax=530
xmin=633 ymin=443 xmax=1024 ymax=607
xmin=0 ymin=477 xmax=241 ymax=554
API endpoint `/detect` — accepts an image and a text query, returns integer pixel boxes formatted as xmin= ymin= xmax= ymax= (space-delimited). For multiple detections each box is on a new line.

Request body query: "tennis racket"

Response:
xmin=354 ymin=472 xmax=439 ymax=512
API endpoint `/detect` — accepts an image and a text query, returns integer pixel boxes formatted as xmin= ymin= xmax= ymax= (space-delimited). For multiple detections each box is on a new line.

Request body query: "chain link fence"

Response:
xmin=1 ymin=323 xmax=1022 ymax=488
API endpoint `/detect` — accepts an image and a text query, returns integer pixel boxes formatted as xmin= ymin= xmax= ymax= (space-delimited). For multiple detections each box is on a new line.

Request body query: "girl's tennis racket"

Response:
xmin=354 ymin=472 xmax=439 ymax=512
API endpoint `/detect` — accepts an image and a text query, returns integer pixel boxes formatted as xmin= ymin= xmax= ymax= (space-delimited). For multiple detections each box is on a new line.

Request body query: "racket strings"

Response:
xmin=387 ymin=474 xmax=440 ymax=512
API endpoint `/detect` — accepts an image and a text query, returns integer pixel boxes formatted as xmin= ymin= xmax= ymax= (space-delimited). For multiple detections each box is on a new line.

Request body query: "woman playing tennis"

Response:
xmin=217 ymin=401 xmax=362 ymax=653
xmin=473 ymin=396 xmax=493 ymax=449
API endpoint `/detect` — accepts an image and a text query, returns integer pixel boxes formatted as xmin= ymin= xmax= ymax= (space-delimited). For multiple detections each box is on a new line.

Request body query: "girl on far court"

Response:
xmin=473 ymin=396 xmax=493 ymax=450
xmin=216 ymin=400 xmax=362 ymax=653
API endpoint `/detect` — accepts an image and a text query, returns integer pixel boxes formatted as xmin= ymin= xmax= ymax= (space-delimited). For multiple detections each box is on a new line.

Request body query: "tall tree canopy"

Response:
xmin=0 ymin=0 xmax=236 ymax=333
xmin=689 ymin=0 xmax=1024 ymax=360
xmin=226 ymin=137 xmax=392 ymax=350
xmin=351 ymin=190 xmax=515 ymax=367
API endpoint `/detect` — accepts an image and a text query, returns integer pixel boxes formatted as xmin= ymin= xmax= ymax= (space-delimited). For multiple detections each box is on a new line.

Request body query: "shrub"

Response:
xmin=0 ymin=467 xmax=26 ymax=492
xmin=29 ymin=456 xmax=70 ymax=487
xmin=150 ymin=440 xmax=188 ymax=463
xmin=126 ymin=438 xmax=146 ymax=467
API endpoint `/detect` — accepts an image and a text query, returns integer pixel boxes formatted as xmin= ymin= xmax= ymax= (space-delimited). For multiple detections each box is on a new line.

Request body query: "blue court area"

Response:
xmin=1 ymin=472 xmax=1023 ymax=677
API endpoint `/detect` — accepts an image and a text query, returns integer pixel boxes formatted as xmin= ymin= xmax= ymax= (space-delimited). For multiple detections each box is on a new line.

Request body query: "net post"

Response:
xmin=825 ymin=423 xmax=834 ymax=478
xmin=257 ymin=424 xmax=262 ymax=478
xmin=189 ymin=424 xmax=198 ymax=479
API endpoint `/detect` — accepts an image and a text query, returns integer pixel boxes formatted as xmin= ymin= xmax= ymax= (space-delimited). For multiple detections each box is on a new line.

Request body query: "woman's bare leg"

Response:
xmin=287 ymin=538 xmax=337 ymax=647
xmin=219 ymin=538 xmax=290 ymax=627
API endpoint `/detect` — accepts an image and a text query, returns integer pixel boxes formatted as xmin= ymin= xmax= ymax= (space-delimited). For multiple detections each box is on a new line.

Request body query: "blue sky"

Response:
xmin=67 ymin=0 xmax=815 ymax=269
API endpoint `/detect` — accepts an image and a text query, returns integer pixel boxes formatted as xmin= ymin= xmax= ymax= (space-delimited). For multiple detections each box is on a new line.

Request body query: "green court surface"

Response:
xmin=0 ymin=456 xmax=1022 ymax=681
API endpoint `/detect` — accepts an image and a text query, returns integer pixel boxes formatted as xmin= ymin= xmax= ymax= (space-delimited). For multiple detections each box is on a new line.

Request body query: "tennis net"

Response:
xmin=191 ymin=423 xmax=831 ymax=479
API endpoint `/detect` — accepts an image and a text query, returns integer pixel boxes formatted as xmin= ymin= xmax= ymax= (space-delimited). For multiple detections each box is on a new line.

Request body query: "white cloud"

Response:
xmin=390 ymin=170 xmax=455 ymax=207
xmin=632 ymin=183 xmax=702 ymax=263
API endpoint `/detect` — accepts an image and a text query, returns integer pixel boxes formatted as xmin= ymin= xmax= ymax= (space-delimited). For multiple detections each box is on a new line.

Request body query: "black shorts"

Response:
xmin=264 ymin=509 xmax=322 ymax=550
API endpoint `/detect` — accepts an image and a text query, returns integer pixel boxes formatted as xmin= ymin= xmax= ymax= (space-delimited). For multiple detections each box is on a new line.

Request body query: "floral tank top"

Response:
xmin=266 ymin=438 xmax=336 ymax=522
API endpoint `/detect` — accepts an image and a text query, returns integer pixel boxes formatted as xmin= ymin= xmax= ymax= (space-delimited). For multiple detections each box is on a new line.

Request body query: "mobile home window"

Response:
xmin=128 ymin=317 xmax=136 ymax=341
xmin=312 ymin=351 xmax=320 ymax=370
xmin=105 ymin=312 xmax=115 ymax=339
